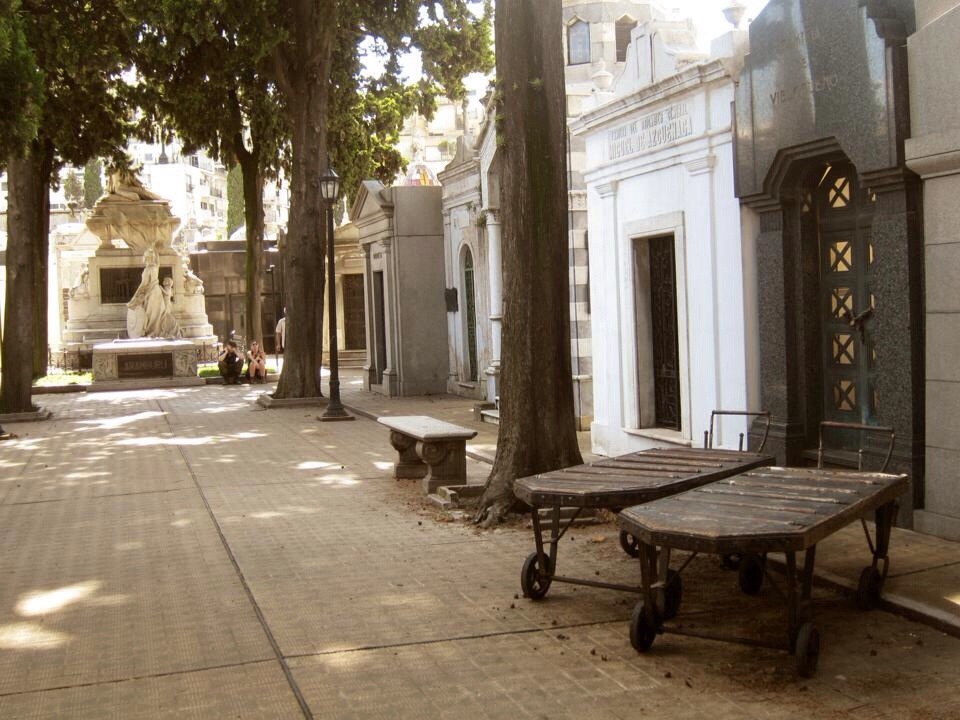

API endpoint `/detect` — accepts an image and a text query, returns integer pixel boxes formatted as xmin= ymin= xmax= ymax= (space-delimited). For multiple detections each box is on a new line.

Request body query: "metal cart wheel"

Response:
xmin=662 ymin=569 xmax=682 ymax=620
xmin=856 ymin=566 xmax=882 ymax=610
xmin=720 ymin=553 xmax=742 ymax=570
xmin=738 ymin=554 xmax=765 ymax=595
xmin=630 ymin=601 xmax=659 ymax=652
xmin=521 ymin=552 xmax=551 ymax=600
xmin=619 ymin=530 xmax=640 ymax=558
xmin=794 ymin=622 xmax=821 ymax=678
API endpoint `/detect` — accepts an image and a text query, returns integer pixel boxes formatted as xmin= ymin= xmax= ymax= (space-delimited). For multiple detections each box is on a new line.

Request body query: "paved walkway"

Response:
xmin=0 ymin=381 xmax=958 ymax=718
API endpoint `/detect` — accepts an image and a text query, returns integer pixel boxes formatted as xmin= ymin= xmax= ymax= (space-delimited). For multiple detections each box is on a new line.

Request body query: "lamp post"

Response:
xmin=319 ymin=167 xmax=353 ymax=422
xmin=266 ymin=264 xmax=278 ymax=365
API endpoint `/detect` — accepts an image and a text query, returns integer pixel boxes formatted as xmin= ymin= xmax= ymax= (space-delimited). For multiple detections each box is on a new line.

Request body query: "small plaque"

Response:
xmin=118 ymin=353 xmax=173 ymax=379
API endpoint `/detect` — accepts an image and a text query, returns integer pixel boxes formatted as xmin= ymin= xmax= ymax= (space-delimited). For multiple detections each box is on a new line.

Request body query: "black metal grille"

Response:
xmin=463 ymin=250 xmax=478 ymax=382
xmin=649 ymin=236 xmax=681 ymax=430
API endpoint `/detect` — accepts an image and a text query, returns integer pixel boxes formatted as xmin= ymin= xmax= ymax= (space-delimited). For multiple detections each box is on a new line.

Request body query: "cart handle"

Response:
xmin=818 ymin=421 xmax=895 ymax=472
xmin=706 ymin=410 xmax=771 ymax=452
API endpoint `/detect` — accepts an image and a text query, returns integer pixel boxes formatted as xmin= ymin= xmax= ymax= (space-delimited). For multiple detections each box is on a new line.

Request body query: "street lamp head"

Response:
xmin=319 ymin=167 xmax=341 ymax=205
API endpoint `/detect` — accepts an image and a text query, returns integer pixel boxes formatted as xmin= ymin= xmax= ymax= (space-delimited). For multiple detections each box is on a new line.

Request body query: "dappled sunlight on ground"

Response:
xmin=296 ymin=461 xmax=340 ymax=470
xmin=16 ymin=581 xmax=102 ymax=617
xmin=114 ymin=435 xmax=218 ymax=447
xmin=0 ymin=623 xmax=70 ymax=650
xmin=73 ymin=410 xmax=166 ymax=431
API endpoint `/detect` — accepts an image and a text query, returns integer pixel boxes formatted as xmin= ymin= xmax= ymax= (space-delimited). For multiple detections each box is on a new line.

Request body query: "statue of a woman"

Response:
xmin=127 ymin=247 xmax=181 ymax=339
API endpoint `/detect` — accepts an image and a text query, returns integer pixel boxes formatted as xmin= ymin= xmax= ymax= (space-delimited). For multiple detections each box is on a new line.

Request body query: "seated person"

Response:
xmin=245 ymin=340 xmax=267 ymax=383
xmin=218 ymin=341 xmax=244 ymax=384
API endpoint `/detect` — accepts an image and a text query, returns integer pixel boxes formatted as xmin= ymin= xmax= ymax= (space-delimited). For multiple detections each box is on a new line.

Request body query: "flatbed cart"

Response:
xmin=513 ymin=411 xmax=773 ymax=607
xmin=617 ymin=422 xmax=908 ymax=677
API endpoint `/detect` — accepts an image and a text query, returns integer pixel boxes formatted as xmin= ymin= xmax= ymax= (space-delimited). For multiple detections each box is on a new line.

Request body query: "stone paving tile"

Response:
xmin=288 ymin=606 xmax=960 ymax=720
xmin=0 ymin=489 xmax=272 ymax=694
xmin=769 ymin=521 xmax=960 ymax=628
xmin=3 ymin=384 xmax=960 ymax=719
xmin=0 ymin=407 xmax=188 ymax=505
xmin=0 ymin=661 xmax=302 ymax=719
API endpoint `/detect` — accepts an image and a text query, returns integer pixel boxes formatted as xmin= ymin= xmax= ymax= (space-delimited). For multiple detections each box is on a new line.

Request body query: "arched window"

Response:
xmin=616 ymin=17 xmax=638 ymax=62
xmin=568 ymin=20 xmax=590 ymax=65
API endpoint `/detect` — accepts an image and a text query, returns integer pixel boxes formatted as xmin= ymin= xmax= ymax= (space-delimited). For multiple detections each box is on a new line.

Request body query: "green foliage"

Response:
xmin=0 ymin=0 xmax=42 ymax=159
xmin=127 ymin=0 xmax=287 ymax=179
xmin=83 ymin=158 xmax=103 ymax=207
xmin=20 ymin=0 xmax=136 ymax=170
xmin=226 ymin=164 xmax=245 ymax=235
xmin=63 ymin=168 xmax=83 ymax=209
xmin=320 ymin=1 xmax=494 ymax=205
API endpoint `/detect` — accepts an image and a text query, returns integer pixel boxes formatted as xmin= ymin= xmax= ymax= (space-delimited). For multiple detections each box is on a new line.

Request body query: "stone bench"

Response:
xmin=377 ymin=415 xmax=478 ymax=493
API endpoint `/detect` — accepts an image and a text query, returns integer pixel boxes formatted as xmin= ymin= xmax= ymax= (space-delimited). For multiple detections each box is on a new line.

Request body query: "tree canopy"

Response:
xmin=0 ymin=0 xmax=41 ymax=161
xmin=2 ymin=0 xmax=135 ymax=411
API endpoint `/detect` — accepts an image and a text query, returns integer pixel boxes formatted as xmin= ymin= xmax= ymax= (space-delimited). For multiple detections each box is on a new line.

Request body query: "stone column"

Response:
xmin=442 ymin=210 xmax=459 ymax=392
xmin=862 ymin=170 xmax=925 ymax=520
xmin=361 ymin=243 xmax=376 ymax=391
xmin=484 ymin=209 xmax=502 ymax=402
xmin=593 ymin=181 xmax=619 ymax=438
xmin=381 ymin=235 xmax=400 ymax=396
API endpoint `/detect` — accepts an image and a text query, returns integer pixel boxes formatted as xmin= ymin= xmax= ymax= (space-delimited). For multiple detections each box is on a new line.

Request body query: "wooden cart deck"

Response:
xmin=515 ymin=448 xmax=775 ymax=509
xmin=617 ymin=466 xmax=908 ymax=554
xmin=616 ymin=464 xmax=909 ymax=676
xmin=514 ymin=447 xmax=775 ymax=603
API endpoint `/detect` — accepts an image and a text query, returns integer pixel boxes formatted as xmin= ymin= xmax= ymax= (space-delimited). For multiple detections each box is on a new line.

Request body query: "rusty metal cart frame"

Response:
xmin=618 ymin=421 xmax=906 ymax=677
xmin=514 ymin=411 xmax=772 ymax=608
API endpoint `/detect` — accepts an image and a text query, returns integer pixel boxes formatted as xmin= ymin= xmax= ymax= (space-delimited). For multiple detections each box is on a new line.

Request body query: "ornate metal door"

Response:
xmin=342 ymin=274 xmax=366 ymax=350
xmin=649 ymin=235 xmax=681 ymax=431
xmin=463 ymin=249 xmax=478 ymax=382
xmin=816 ymin=162 xmax=877 ymax=430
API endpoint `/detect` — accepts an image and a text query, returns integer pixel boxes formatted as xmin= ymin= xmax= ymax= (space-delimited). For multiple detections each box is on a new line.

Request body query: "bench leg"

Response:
xmin=417 ymin=439 xmax=467 ymax=493
xmin=389 ymin=431 xmax=427 ymax=480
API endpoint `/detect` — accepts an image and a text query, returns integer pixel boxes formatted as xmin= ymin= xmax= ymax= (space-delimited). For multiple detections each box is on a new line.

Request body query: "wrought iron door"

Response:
xmin=816 ymin=162 xmax=877 ymax=430
xmin=463 ymin=249 xmax=478 ymax=382
xmin=649 ymin=236 xmax=681 ymax=430
xmin=342 ymin=274 xmax=366 ymax=350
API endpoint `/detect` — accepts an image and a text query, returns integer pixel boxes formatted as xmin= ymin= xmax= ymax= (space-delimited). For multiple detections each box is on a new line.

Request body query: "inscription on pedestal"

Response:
xmin=118 ymin=353 xmax=173 ymax=379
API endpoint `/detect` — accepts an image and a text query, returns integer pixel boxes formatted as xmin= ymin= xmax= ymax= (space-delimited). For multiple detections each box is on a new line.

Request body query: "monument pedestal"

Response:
xmin=90 ymin=339 xmax=205 ymax=391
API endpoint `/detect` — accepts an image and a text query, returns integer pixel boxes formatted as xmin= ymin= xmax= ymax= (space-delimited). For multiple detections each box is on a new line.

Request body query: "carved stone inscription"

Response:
xmin=118 ymin=353 xmax=173 ymax=379
xmin=735 ymin=0 xmax=908 ymax=199
xmin=608 ymin=102 xmax=692 ymax=161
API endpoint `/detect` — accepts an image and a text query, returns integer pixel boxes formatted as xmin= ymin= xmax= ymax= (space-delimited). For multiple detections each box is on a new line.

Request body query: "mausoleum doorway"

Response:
xmin=806 ymin=160 xmax=878 ymax=444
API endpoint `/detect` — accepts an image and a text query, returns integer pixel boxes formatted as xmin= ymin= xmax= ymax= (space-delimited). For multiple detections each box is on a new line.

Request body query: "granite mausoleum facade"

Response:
xmin=905 ymin=0 xmax=960 ymax=540
xmin=734 ymin=0 xmax=924 ymax=522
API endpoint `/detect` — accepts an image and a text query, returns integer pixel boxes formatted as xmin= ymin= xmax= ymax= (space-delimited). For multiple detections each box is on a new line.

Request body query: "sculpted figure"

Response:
xmin=182 ymin=256 xmax=204 ymax=294
xmin=69 ymin=264 xmax=90 ymax=299
xmin=102 ymin=164 xmax=165 ymax=203
xmin=126 ymin=247 xmax=181 ymax=339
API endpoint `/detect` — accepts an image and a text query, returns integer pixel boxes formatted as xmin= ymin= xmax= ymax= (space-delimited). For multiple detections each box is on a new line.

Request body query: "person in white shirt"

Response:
xmin=275 ymin=307 xmax=287 ymax=353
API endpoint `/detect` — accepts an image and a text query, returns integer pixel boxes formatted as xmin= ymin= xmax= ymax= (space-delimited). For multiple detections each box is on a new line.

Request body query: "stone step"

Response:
xmin=480 ymin=408 xmax=500 ymax=426
xmin=322 ymin=350 xmax=366 ymax=368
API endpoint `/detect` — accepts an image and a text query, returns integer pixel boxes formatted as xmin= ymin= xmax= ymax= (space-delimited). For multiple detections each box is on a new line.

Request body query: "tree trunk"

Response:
xmin=31 ymin=142 xmax=53 ymax=379
xmin=272 ymin=11 xmax=336 ymax=399
xmin=2 ymin=149 xmax=43 ymax=413
xmin=238 ymin=145 xmax=264 ymax=347
xmin=476 ymin=0 xmax=583 ymax=524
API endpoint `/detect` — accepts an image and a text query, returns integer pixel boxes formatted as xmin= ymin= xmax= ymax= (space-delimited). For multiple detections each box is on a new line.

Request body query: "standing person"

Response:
xmin=218 ymin=341 xmax=244 ymax=384
xmin=246 ymin=341 xmax=267 ymax=383
xmin=275 ymin=307 xmax=287 ymax=353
